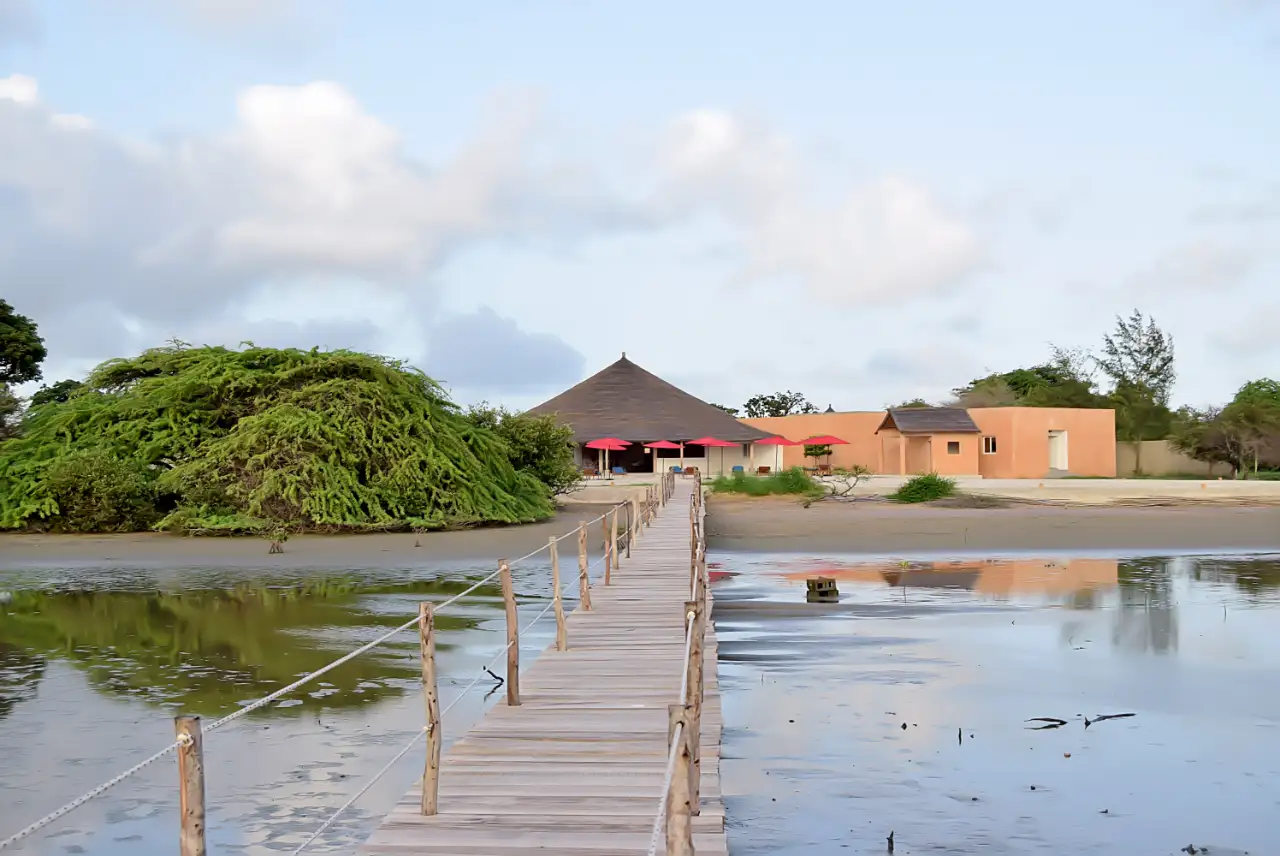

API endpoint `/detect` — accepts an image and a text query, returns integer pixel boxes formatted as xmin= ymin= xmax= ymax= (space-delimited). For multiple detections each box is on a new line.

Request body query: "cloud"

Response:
xmin=656 ymin=109 xmax=986 ymax=305
xmin=0 ymin=74 xmax=595 ymax=383
xmin=1193 ymin=184 xmax=1280 ymax=224
xmin=424 ymin=307 xmax=585 ymax=393
xmin=1211 ymin=305 xmax=1280 ymax=354
xmin=1130 ymin=241 xmax=1258 ymax=292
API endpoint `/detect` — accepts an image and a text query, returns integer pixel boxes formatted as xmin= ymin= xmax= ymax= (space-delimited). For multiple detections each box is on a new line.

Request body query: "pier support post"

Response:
xmin=602 ymin=513 xmax=612 ymax=585
xmin=550 ymin=537 xmax=567 ymax=651
xmin=609 ymin=507 xmax=619 ymax=579
xmin=499 ymin=560 xmax=521 ymax=706
xmin=625 ymin=501 xmax=632 ymax=559
xmin=665 ymin=704 xmax=695 ymax=856
xmin=631 ymin=497 xmax=641 ymax=542
xmin=174 ymin=716 xmax=206 ymax=856
xmin=419 ymin=603 xmax=441 ymax=815
xmin=684 ymin=600 xmax=705 ymax=815
xmin=577 ymin=523 xmax=592 ymax=610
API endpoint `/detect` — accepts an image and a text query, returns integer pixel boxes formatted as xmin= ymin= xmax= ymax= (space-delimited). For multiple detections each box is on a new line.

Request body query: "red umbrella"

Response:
xmin=687 ymin=436 xmax=738 ymax=475
xmin=754 ymin=435 xmax=798 ymax=471
xmin=584 ymin=437 xmax=629 ymax=474
xmin=643 ymin=440 xmax=682 ymax=449
xmin=800 ymin=434 xmax=847 ymax=468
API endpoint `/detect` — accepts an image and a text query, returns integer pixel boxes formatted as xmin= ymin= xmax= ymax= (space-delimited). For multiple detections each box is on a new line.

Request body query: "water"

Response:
xmin=0 ymin=533 xmax=604 ymax=855
xmin=712 ymin=552 xmax=1280 ymax=856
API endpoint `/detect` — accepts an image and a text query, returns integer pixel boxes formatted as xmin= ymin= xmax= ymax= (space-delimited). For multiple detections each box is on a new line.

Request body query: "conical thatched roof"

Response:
xmin=526 ymin=355 xmax=771 ymax=444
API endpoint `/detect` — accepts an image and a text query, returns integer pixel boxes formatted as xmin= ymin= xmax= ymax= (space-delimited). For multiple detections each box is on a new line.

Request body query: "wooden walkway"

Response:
xmin=362 ymin=481 xmax=726 ymax=855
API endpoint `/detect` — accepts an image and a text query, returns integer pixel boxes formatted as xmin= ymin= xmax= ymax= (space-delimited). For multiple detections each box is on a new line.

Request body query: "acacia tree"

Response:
xmin=743 ymin=391 xmax=818 ymax=418
xmin=1170 ymin=380 xmax=1280 ymax=478
xmin=1096 ymin=311 xmax=1176 ymax=473
xmin=0 ymin=300 xmax=48 ymax=440
xmin=709 ymin=402 xmax=740 ymax=416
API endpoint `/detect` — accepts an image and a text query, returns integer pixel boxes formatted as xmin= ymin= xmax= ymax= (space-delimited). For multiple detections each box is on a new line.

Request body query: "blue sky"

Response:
xmin=2 ymin=0 xmax=1278 ymax=411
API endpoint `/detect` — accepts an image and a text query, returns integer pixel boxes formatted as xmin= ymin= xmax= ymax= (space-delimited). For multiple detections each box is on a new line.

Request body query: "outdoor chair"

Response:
xmin=818 ymin=464 xmax=833 ymax=476
xmin=612 ymin=466 xmax=625 ymax=475
xmin=670 ymin=466 xmax=684 ymax=474
xmin=731 ymin=466 xmax=745 ymax=473
xmin=756 ymin=466 xmax=771 ymax=475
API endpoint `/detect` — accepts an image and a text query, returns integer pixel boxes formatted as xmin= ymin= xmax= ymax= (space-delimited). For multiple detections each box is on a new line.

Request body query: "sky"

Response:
xmin=2 ymin=0 xmax=1278 ymax=413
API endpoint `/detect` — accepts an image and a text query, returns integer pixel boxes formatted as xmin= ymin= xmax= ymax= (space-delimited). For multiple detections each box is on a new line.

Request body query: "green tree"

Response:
xmin=1170 ymin=384 xmax=1280 ymax=478
xmin=893 ymin=398 xmax=933 ymax=409
xmin=709 ymin=402 xmax=740 ymax=416
xmin=0 ymin=299 xmax=46 ymax=385
xmin=743 ymin=391 xmax=818 ymax=418
xmin=466 ymin=404 xmax=581 ymax=495
xmin=0 ymin=385 xmax=20 ymax=441
xmin=29 ymin=378 xmax=84 ymax=406
xmin=951 ymin=346 xmax=1105 ymax=409
xmin=1096 ymin=311 xmax=1176 ymax=473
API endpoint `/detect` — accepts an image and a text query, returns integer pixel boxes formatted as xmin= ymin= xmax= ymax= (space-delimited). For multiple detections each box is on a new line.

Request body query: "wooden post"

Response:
xmin=499 ymin=560 xmax=520 ymax=706
xmin=601 ymin=514 xmax=611 ymax=585
xmin=577 ymin=523 xmax=592 ymax=610
xmin=609 ymin=507 xmax=619 ymax=579
xmin=665 ymin=704 xmax=694 ymax=856
xmin=419 ymin=603 xmax=441 ymax=815
xmin=550 ymin=537 xmax=566 ymax=651
xmin=632 ymin=497 xmax=641 ymax=541
xmin=174 ymin=716 xmax=206 ymax=856
xmin=684 ymin=600 xmax=705 ymax=815
xmin=625 ymin=501 xmax=632 ymax=559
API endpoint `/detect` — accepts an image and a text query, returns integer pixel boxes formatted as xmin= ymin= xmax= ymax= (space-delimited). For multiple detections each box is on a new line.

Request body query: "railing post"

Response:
xmin=601 ymin=513 xmax=611 ymax=585
xmin=631 ymin=497 xmax=641 ymax=541
xmin=684 ymin=600 xmax=705 ymax=815
xmin=577 ymin=523 xmax=592 ymax=610
xmin=609 ymin=507 xmax=619 ymax=579
xmin=499 ymin=560 xmax=521 ymax=706
xmin=174 ymin=716 xmax=206 ymax=856
xmin=665 ymin=704 xmax=694 ymax=856
xmin=689 ymin=502 xmax=697 ymax=594
xmin=419 ymin=603 xmax=441 ymax=815
xmin=550 ymin=537 xmax=567 ymax=651
xmin=625 ymin=501 xmax=632 ymax=559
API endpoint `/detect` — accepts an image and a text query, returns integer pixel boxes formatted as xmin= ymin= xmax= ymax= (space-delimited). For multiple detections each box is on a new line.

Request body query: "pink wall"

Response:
xmin=743 ymin=407 xmax=1116 ymax=478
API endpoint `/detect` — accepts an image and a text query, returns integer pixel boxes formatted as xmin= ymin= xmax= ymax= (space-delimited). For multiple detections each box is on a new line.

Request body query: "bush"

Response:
xmin=890 ymin=473 xmax=956 ymax=503
xmin=466 ymin=404 xmax=581 ymax=495
xmin=40 ymin=448 xmax=162 ymax=531
xmin=710 ymin=467 xmax=822 ymax=498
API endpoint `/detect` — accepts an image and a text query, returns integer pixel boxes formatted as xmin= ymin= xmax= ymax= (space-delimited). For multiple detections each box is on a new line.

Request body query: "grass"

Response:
xmin=890 ymin=473 xmax=956 ymax=503
xmin=710 ymin=467 xmax=824 ymax=499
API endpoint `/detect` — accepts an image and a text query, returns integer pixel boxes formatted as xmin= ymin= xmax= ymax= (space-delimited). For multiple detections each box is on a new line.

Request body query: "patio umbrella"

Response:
xmin=585 ymin=437 xmax=630 ymax=473
xmin=754 ymin=435 xmax=799 ymax=472
xmin=687 ymin=436 xmax=738 ymax=476
xmin=644 ymin=440 xmax=683 ymax=474
xmin=799 ymin=434 xmax=848 ymax=469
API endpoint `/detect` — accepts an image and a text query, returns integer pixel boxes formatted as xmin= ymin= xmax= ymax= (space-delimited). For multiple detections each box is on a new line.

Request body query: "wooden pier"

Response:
xmin=362 ymin=478 xmax=726 ymax=855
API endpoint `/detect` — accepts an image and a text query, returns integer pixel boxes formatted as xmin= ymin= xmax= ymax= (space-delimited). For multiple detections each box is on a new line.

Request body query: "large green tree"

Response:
xmin=1171 ymin=379 xmax=1280 ymax=477
xmin=466 ymin=404 xmax=581 ymax=495
xmin=1096 ymin=311 xmax=1176 ymax=473
xmin=0 ymin=299 xmax=46 ymax=386
xmin=952 ymin=346 xmax=1106 ymax=409
xmin=0 ymin=343 xmax=554 ymax=532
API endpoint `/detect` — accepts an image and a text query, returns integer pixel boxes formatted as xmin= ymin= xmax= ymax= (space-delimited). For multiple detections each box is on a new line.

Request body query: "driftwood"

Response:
xmin=1085 ymin=712 xmax=1136 ymax=728
xmin=1025 ymin=717 xmax=1068 ymax=730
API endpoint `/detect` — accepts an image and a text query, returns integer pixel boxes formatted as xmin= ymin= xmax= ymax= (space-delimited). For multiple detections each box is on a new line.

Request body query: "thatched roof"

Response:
xmin=878 ymin=407 xmax=981 ymax=434
xmin=526 ymin=355 xmax=771 ymax=444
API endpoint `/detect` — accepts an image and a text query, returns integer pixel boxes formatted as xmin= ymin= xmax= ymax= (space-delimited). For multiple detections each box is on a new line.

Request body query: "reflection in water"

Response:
xmin=0 ymin=577 xmax=497 ymax=717
xmin=715 ymin=551 xmax=1280 ymax=855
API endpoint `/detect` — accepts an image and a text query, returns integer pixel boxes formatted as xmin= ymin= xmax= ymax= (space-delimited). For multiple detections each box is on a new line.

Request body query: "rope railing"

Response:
xmin=0 ymin=470 xmax=679 ymax=855
xmin=647 ymin=472 xmax=706 ymax=856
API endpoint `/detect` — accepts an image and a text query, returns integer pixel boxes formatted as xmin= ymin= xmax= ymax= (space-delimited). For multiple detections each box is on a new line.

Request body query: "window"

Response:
xmin=947 ymin=441 xmax=961 ymax=455
xmin=982 ymin=436 xmax=997 ymax=455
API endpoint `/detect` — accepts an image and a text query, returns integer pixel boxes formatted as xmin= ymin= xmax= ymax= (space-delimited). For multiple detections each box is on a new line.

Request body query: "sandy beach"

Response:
xmin=706 ymin=494 xmax=1280 ymax=554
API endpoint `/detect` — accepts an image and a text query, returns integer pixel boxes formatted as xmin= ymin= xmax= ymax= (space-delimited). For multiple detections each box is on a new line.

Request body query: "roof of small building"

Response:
xmin=526 ymin=354 xmax=773 ymax=444
xmin=878 ymin=407 xmax=981 ymax=435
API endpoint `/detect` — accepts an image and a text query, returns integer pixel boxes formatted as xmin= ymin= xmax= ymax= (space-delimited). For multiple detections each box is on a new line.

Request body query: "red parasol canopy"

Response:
xmin=585 ymin=437 xmax=630 ymax=449
xmin=755 ymin=435 xmax=798 ymax=446
xmin=800 ymin=434 xmax=848 ymax=445
xmin=643 ymin=440 xmax=683 ymax=449
xmin=686 ymin=436 xmax=738 ymax=448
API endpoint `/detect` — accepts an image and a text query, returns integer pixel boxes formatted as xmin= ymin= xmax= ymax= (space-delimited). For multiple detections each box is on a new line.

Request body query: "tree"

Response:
xmin=0 ymin=299 xmax=46 ymax=385
xmin=29 ymin=379 xmax=84 ymax=407
xmin=893 ymin=398 xmax=932 ymax=409
xmin=1170 ymin=383 xmax=1280 ymax=478
xmin=709 ymin=402 xmax=740 ymax=416
xmin=466 ymin=404 xmax=581 ymax=495
xmin=950 ymin=345 xmax=1106 ymax=410
xmin=0 ymin=386 xmax=19 ymax=441
xmin=743 ymin=391 xmax=818 ymax=418
xmin=1095 ymin=312 xmax=1176 ymax=474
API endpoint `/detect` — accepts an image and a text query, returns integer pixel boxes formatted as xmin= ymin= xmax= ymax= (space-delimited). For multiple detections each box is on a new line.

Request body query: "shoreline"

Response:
xmin=705 ymin=494 xmax=1280 ymax=555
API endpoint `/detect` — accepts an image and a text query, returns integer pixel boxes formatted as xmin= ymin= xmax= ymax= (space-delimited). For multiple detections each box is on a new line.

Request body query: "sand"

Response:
xmin=705 ymin=493 xmax=1280 ymax=554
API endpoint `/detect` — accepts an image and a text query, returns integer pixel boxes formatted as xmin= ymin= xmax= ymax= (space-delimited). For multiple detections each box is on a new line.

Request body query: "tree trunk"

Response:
xmin=1133 ymin=440 xmax=1143 ymax=476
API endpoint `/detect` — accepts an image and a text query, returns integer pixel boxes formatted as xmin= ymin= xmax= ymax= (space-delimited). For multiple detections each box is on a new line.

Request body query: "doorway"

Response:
xmin=1048 ymin=430 xmax=1069 ymax=471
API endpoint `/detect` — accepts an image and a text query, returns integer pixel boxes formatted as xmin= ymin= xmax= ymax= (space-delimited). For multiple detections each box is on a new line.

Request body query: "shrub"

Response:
xmin=710 ymin=467 xmax=822 ymax=498
xmin=40 ymin=448 xmax=162 ymax=531
xmin=890 ymin=473 xmax=956 ymax=503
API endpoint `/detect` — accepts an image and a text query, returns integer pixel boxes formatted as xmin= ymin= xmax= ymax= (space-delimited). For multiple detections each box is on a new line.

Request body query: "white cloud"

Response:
xmin=1130 ymin=241 xmax=1258 ymax=292
xmin=0 ymin=73 xmax=38 ymax=105
xmin=657 ymin=109 xmax=986 ymax=304
xmin=0 ymin=0 xmax=36 ymax=44
xmin=1211 ymin=304 xmax=1280 ymax=354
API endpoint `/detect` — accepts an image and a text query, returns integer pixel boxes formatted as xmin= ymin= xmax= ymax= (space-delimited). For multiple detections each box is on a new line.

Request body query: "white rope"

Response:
xmin=646 ymin=721 xmax=685 ymax=856
xmin=0 ymin=740 xmax=183 ymax=850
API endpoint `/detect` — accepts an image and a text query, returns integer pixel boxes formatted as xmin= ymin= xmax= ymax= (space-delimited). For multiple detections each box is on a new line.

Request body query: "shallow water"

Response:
xmin=0 ymin=537 xmax=605 ymax=854
xmin=712 ymin=552 xmax=1280 ymax=856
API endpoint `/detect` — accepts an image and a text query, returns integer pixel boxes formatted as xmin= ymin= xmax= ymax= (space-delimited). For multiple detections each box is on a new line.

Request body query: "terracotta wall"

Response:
xmin=743 ymin=407 xmax=1116 ymax=478
xmin=968 ymin=408 xmax=1116 ymax=478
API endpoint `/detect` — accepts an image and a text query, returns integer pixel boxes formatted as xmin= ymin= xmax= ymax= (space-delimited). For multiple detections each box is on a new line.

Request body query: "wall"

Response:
xmin=969 ymin=408 xmax=1115 ymax=478
xmin=1116 ymin=440 xmax=1233 ymax=477
xmin=741 ymin=412 xmax=888 ymax=470
xmin=929 ymin=433 xmax=980 ymax=475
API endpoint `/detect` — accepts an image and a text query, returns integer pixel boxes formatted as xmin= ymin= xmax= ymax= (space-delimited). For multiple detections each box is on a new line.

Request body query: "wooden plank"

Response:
xmin=361 ymin=481 xmax=725 ymax=856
